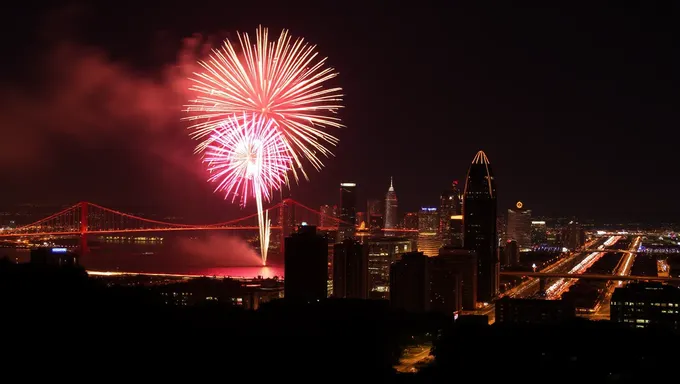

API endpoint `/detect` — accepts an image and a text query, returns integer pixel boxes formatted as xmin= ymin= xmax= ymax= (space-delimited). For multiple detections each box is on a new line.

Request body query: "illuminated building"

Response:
xmin=531 ymin=221 xmax=548 ymax=245
xmin=403 ymin=212 xmax=418 ymax=230
xmin=384 ymin=177 xmax=398 ymax=230
xmin=439 ymin=181 xmax=461 ymax=245
xmin=611 ymin=282 xmax=680 ymax=331
xmin=367 ymin=199 xmax=384 ymax=233
xmin=506 ymin=201 xmax=532 ymax=249
xmin=463 ymin=150 xmax=499 ymax=302
xmin=390 ymin=252 xmax=430 ymax=312
xmin=338 ymin=182 xmax=357 ymax=241
xmin=154 ymin=277 xmax=283 ymax=310
xmin=333 ymin=239 xmax=369 ymax=299
xmin=449 ymin=215 xmax=463 ymax=248
xmin=495 ymin=297 xmax=575 ymax=324
xmin=366 ymin=236 xmax=413 ymax=299
xmin=417 ymin=207 xmax=441 ymax=256
xmin=284 ymin=225 xmax=328 ymax=302
xmin=438 ymin=246 xmax=478 ymax=310
xmin=320 ymin=204 xmax=338 ymax=228
xmin=355 ymin=211 xmax=366 ymax=228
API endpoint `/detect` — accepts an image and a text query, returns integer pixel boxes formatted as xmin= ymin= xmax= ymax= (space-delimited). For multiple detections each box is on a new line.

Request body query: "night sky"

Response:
xmin=0 ymin=2 xmax=675 ymax=222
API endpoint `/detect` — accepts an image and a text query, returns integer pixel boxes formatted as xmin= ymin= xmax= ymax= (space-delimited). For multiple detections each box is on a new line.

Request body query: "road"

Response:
xmin=394 ymin=343 xmax=433 ymax=373
xmin=585 ymin=236 xmax=641 ymax=321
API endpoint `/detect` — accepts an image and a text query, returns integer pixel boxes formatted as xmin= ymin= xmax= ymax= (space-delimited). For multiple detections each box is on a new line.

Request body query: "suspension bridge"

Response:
xmin=0 ymin=199 xmax=417 ymax=239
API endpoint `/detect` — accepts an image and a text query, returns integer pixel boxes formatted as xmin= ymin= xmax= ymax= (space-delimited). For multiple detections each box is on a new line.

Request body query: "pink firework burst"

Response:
xmin=185 ymin=25 xmax=344 ymax=181
xmin=203 ymin=113 xmax=293 ymax=206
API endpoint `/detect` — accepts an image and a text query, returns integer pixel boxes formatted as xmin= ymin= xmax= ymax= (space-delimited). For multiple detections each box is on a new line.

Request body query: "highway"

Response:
xmin=394 ymin=343 xmax=433 ymax=373
xmin=586 ymin=236 xmax=641 ymax=321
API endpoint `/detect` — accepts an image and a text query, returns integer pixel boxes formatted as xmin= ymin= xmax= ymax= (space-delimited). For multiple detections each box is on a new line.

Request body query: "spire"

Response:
xmin=471 ymin=150 xmax=490 ymax=165
xmin=389 ymin=176 xmax=394 ymax=192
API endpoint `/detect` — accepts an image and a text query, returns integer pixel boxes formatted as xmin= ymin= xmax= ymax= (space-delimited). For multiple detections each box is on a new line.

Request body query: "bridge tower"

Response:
xmin=79 ymin=202 xmax=89 ymax=256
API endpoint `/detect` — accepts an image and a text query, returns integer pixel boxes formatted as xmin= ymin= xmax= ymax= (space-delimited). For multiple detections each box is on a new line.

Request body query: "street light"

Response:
xmin=532 ymin=263 xmax=537 ymax=272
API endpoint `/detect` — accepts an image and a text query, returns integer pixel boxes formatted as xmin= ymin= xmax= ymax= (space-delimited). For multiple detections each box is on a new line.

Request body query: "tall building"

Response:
xmin=562 ymin=221 xmax=586 ymax=250
xmin=463 ymin=150 xmax=499 ymax=303
xmin=338 ymin=182 xmax=357 ymax=241
xmin=418 ymin=207 xmax=441 ymax=256
xmin=367 ymin=236 xmax=413 ymax=299
xmin=438 ymin=246 xmax=478 ymax=310
xmin=390 ymin=252 xmax=430 ymax=313
xmin=333 ymin=239 xmax=369 ymax=299
xmin=384 ymin=177 xmax=398 ymax=230
xmin=403 ymin=212 xmax=418 ymax=230
xmin=439 ymin=181 xmax=462 ymax=246
xmin=284 ymin=225 xmax=328 ymax=302
xmin=367 ymin=199 xmax=384 ymax=232
xmin=429 ymin=254 xmax=464 ymax=315
xmin=531 ymin=220 xmax=548 ymax=245
xmin=319 ymin=204 xmax=338 ymax=228
xmin=506 ymin=201 xmax=532 ymax=249
xmin=449 ymin=215 xmax=463 ymax=248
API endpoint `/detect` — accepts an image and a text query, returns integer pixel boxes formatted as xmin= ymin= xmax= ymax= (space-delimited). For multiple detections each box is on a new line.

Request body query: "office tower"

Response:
xmin=439 ymin=181 xmax=461 ymax=245
xmin=429 ymin=255 xmax=463 ymax=315
xmin=384 ymin=177 xmax=398 ymax=229
xmin=284 ymin=225 xmax=328 ymax=302
xmin=403 ymin=212 xmax=418 ymax=230
xmin=562 ymin=221 xmax=586 ymax=250
xmin=502 ymin=240 xmax=520 ymax=267
xmin=506 ymin=201 xmax=532 ymax=249
xmin=463 ymin=150 xmax=499 ymax=303
xmin=438 ymin=246 xmax=478 ymax=310
xmin=449 ymin=215 xmax=463 ymax=247
xmin=390 ymin=252 xmax=430 ymax=312
xmin=417 ymin=207 xmax=440 ymax=256
xmin=333 ymin=239 xmax=369 ymax=299
xmin=367 ymin=236 xmax=413 ymax=299
xmin=319 ymin=204 xmax=338 ymax=228
xmin=531 ymin=221 xmax=547 ymax=246
xmin=338 ymin=182 xmax=357 ymax=241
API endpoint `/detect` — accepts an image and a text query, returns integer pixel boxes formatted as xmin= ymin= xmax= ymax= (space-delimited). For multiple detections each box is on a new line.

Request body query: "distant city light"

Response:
xmin=301 ymin=222 xmax=308 ymax=226
xmin=51 ymin=248 xmax=67 ymax=253
xmin=340 ymin=183 xmax=356 ymax=187
xmin=420 ymin=207 xmax=437 ymax=212
xmin=531 ymin=221 xmax=546 ymax=225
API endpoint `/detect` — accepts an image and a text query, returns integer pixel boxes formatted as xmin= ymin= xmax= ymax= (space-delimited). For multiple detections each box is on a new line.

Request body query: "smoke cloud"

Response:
xmin=175 ymin=235 xmax=263 ymax=267
xmin=0 ymin=9 xmax=215 ymax=173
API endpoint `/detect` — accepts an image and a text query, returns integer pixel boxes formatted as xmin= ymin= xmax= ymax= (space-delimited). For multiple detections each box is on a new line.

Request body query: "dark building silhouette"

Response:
xmin=463 ymin=150 xmax=499 ymax=303
xmin=338 ymin=182 xmax=357 ymax=240
xmin=390 ymin=252 xmax=429 ymax=312
xmin=333 ymin=239 xmax=369 ymax=299
xmin=30 ymin=247 xmax=79 ymax=267
xmin=429 ymin=255 xmax=463 ymax=315
xmin=438 ymin=246 xmax=478 ymax=310
xmin=495 ymin=297 xmax=575 ymax=324
xmin=611 ymin=282 xmax=680 ymax=331
xmin=502 ymin=240 xmax=520 ymax=267
xmin=284 ymin=225 xmax=328 ymax=301
xmin=562 ymin=221 xmax=586 ymax=250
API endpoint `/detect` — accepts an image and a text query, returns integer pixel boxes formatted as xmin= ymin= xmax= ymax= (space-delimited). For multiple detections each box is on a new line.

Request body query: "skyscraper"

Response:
xmin=463 ymin=150 xmax=499 ymax=303
xmin=284 ymin=225 xmax=328 ymax=302
xmin=506 ymin=201 xmax=532 ymax=249
xmin=338 ymin=182 xmax=357 ymax=240
xmin=384 ymin=177 xmax=398 ymax=230
xmin=333 ymin=239 xmax=369 ymax=299
xmin=439 ymin=181 xmax=461 ymax=245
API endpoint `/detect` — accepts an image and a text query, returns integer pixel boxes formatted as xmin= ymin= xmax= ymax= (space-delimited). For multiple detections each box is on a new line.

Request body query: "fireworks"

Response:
xmin=203 ymin=113 xmax=293 ymax=264
xmin=184 ymin=25 xmax=344 ymax=180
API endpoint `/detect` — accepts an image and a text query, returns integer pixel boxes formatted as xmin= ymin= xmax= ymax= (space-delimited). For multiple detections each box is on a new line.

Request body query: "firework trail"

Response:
xmin=203 ymin=113 xmax=293 ymax=264
xmin=184 ymin=25 xmax=344 ymax=181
